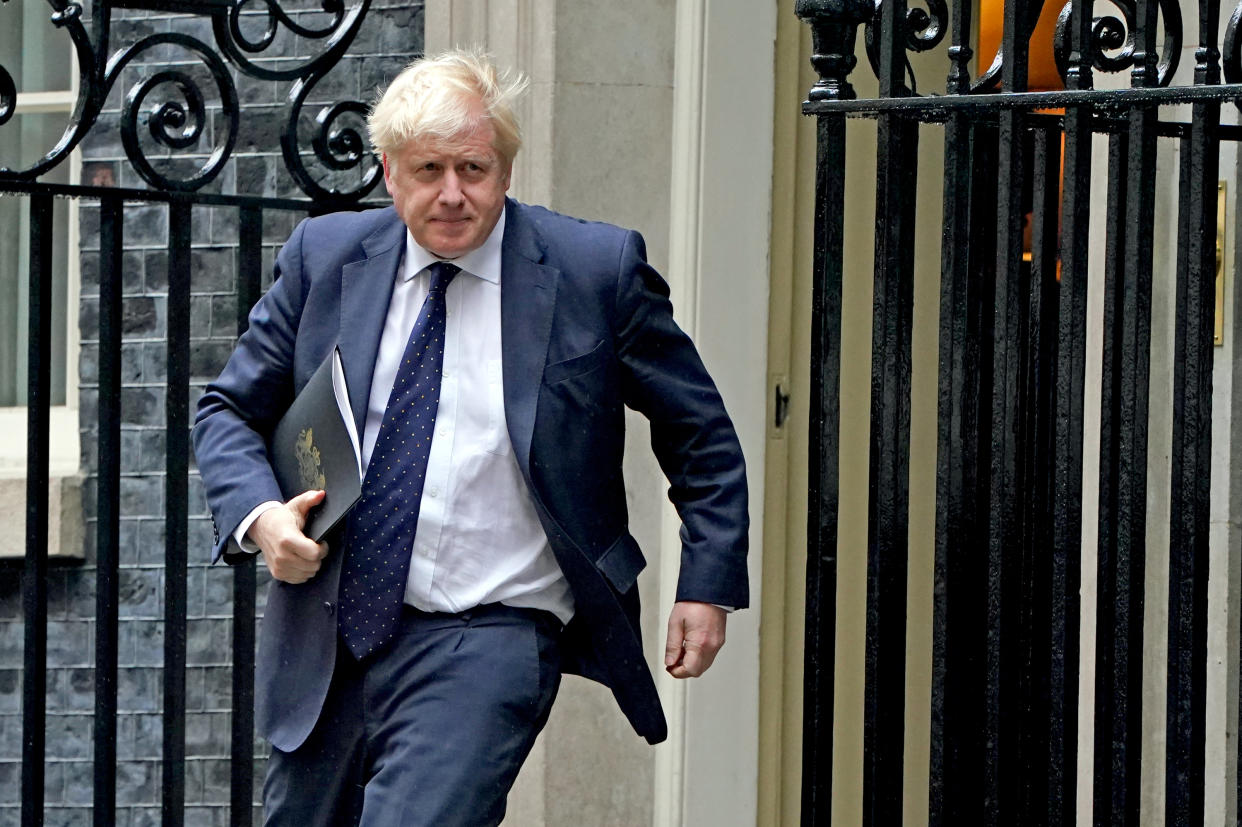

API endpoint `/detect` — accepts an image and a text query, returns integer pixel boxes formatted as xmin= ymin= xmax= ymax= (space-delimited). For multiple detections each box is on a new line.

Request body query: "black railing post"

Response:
xmin=1093 ymin=127 xmax=1138 ymax=825
xmin=163 ymin=197 xmax=193 ymax=827
xmin=796 ymin=1 xmax=872 ymax=824
xmin=1097 ymin=0 xmax=1162 ymax=815
xmin=1017 ymin=121 xmax=1062 ymax=820
xmin=931 ymin=0 xmax=987 ymax=816
xmin=1050 ymin=0 xmax=1095 ymax=817
xmin=21 ymin=192 xmax=53 ymax=827
xmin=1092 ymin=0 xmax=1164 ymax=817
xmin=230 ymin=205 xmax=263 ymax=827
xmin=1165 ymin=0 xmax=1222 ymax=816
xmin=987 ymin=0 xmax=1032 ymax=815
xmin=94 ymin=194 xmax=125 ymax=826
xmin=864 ymin=0 xmax=919 ymax=820
xmin=933 ymin=117 xmax=998 ymax=824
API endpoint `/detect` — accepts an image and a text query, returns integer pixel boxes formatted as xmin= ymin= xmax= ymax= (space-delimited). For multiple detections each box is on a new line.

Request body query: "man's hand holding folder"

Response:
xmin=245 ymin=347 xmax=362 ymax=583
xmin=249 ymin=489 xmax=331 ymax=584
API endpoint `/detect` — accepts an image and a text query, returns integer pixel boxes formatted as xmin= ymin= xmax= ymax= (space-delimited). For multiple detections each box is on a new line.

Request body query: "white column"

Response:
xmin=656 ymin=1 xmax=776 ymax=825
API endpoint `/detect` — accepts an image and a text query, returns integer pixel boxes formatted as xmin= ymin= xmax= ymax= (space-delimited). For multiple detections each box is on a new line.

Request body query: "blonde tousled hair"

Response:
xmin=368 ymin=49 xmax=527 ymax=165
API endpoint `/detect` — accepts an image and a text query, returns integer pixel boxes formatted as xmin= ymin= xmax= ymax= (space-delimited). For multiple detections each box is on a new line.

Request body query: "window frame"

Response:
xmin=0 ymin=61 xmax=84 ymax=561
xmin=0 ymin=84 xmax=82 ymax=479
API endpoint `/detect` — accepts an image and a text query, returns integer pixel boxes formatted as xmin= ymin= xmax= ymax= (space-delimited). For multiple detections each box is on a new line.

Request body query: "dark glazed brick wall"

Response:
xmin=0 ymin=3 xmax=423 ymax=824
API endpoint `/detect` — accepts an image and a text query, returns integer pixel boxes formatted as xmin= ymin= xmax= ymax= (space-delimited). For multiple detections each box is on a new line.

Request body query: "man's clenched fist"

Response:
xmin=663 ymin=601 xmax=726 ymax=679
xmin=248 ymin=489 xmax=330 ymax=583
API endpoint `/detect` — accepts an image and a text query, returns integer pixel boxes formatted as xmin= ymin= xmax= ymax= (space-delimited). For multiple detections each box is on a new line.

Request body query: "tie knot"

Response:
xmin=426 ymin=262 xmax=460 ymax=294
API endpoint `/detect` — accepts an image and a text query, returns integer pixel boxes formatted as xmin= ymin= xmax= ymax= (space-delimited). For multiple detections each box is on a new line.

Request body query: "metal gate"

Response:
xmin=1 ymin=2 xmax=394 ymax=824
xmin=797 ymin=0 xmax=1242 ymax=821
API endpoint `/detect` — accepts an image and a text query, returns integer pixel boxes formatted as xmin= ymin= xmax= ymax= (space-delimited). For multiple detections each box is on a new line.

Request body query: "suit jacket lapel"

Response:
xmin=500 ymin=200 xmax=559 ymax=475
xmin=338 ymin=209 xmax=406 ymax=437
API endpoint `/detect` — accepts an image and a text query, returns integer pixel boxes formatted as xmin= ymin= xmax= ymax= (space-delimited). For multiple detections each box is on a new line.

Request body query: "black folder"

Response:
xmin=268 ymin=348 xmax=362 ymax=542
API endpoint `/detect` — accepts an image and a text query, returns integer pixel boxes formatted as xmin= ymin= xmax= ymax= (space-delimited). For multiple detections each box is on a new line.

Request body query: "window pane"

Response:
xmin=0 ymin=2 xmax=73 ymax=93
xmin=0 ymin=0 xmax=76 ymax=410
xmin=0 ymin=196 xmax=20 ymax=407
xmin=0 ymin=118 xmax=70 ymax=408
xmin=0 ymin=110 xmax=76 ymax=172
xmin=0 ymin=197 xmax=69 ymax=408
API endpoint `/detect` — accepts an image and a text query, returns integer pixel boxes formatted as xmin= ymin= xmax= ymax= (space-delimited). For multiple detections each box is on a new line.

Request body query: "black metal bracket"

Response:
xmin=774 ymin=382 xmax=792 ymax=429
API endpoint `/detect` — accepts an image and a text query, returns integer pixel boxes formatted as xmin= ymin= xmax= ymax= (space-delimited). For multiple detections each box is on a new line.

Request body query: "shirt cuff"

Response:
xmin=233 ymin=501 xmax=284 ymax=553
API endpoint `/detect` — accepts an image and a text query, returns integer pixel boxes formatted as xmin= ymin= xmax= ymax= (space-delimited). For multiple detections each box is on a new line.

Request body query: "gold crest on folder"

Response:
xmin=295 ymin=427 xmax=328 ymax=491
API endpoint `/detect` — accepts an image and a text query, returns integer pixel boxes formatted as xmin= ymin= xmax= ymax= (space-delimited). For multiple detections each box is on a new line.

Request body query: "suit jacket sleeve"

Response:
xmin=192 ymin=218 xmax=312 ymax=564
xmin=613 ymin=231 xmax=750 ymax=609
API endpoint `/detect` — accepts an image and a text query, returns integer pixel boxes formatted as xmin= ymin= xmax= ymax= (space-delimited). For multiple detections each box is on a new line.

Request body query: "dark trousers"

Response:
xmin=263 ymin=604 xmax=562 ymax=827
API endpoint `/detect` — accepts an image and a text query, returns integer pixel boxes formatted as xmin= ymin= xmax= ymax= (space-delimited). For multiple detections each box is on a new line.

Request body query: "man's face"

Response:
xmin=382 ymin=110 xmax=511 ymax=260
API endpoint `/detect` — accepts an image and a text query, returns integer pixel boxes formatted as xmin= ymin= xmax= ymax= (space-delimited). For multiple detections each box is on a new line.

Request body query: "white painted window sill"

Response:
xmin=0 ymin=406 xmax=85 ymax=561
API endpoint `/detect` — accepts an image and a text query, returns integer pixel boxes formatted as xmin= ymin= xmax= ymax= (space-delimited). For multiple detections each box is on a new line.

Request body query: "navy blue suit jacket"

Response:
xmin=192 ymin=200 xmax=749 ymax=751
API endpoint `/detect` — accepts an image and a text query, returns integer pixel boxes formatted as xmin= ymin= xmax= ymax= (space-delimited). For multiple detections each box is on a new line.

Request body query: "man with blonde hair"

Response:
xmin=193 ymin=49 xmax=748 ymax=826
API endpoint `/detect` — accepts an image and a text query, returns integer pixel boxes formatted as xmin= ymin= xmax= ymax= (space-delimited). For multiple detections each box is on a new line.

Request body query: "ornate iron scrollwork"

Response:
xmin=1052 ymin=0 xmax=1183 ymax=87
xmin=0 ymin=1 xmax=96 ymax=179
xmin=967 ymin=0 xmax=1047 ymax=92
xmin=1220 ymin=3 xmax=1242 ymax=81
xmin=818 ymin=0 xmax=1188 ymax=96
xmin=108 ymin=32 xmax=239 ymax=191
xmin=864 ymin=0 xmax=950 ymax=94
xmin=0 ymin=62 xmax=14 ymax=129
xmin=283 ymin=76 xmax=380 ymax=201
xmin=0 ymin=0 xmax=382 ymax=203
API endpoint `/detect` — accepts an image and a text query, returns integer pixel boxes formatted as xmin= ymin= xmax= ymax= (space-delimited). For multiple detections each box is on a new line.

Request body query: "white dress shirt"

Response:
xmin=237 ymin=210 xmax=574 ymax=623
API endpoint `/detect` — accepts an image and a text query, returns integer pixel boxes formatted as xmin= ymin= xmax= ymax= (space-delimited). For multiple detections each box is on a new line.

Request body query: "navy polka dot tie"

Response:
xmin=338 ymin=261 xmax=459 ymax=659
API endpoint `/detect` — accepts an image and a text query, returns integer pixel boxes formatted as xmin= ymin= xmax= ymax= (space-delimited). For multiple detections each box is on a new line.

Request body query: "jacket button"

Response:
xmin=323 ymin=602 xmax=335 ymax=615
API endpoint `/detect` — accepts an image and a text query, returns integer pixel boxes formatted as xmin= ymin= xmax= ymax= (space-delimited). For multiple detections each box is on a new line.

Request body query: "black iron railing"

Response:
xmin=0 ymin=0 xmax=381 ymax=199
xmin=797 ymin=0 xmax=1237 ymax=820
xmin=1 ymin=2 xmax=395 ymax=825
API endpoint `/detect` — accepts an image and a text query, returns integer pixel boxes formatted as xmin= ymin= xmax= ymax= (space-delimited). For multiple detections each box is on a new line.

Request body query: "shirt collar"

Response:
xmin=402 ymin=206 xmax=505 ymax=285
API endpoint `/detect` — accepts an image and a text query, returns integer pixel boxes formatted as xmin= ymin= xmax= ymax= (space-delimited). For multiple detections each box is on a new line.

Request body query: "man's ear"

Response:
xmin=381 ymin=153 xmax=393 ymax=193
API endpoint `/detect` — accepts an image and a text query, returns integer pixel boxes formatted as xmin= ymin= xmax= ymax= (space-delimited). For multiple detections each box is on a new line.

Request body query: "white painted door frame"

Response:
xmin=655 ymin=1 xmax=777 ymax=825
